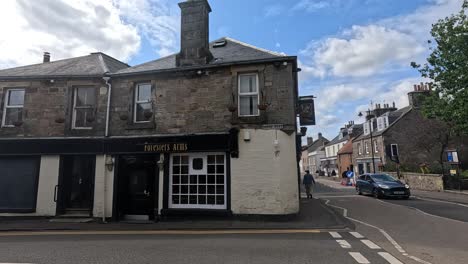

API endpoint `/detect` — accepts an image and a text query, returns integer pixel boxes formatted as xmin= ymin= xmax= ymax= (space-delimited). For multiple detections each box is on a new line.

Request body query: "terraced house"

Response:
xmin=0 ymin=0 xmax=302 ymax=221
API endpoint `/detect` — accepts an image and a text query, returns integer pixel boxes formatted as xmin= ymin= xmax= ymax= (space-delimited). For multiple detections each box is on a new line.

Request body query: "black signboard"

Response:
xmin=298 ymin=96 xmax=316 ymax=126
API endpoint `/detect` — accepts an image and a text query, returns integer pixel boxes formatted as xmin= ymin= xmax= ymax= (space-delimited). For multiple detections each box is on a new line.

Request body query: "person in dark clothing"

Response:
xmin=303 ymin=170 xmax=316 ymax=199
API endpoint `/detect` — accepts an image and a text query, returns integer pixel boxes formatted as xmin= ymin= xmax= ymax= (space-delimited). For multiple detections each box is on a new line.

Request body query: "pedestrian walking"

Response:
xmin=303 ymin=170 xmax=316 ymax=199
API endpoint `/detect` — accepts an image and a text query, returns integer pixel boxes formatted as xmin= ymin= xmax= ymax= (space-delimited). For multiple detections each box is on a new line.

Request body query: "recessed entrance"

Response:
xmin=116 ymin=155 xmax=159 ymax=220
xmin=56 ymin=155 xmax=95 ymax=216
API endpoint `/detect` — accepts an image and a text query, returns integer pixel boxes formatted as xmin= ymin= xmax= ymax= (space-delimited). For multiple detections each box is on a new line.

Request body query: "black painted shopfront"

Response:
xmin=0 ymin=131 xmax=237 ymax=220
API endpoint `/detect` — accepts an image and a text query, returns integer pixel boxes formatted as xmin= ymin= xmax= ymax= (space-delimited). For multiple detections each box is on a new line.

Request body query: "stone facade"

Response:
xmin=0 ymin=78 xmax=108 ymax=137
xmin=383 ymin=171 xmax=444 ymax=191
xmin=109 ymin=63 xmax=296 ymax=136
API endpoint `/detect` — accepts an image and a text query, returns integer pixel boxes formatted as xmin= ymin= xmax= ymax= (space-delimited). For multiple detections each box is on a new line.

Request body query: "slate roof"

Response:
xmin=307 ymin=136 xmax=330 ymax=153
xmin=113 ymin=37 xmax=291 ymax=76
xmin=0 ymin=53 xmax=129 ymax=79
xmin=356 ymin=106 xmax=413 ymax=140
xmin=337 ymin=139 xmax=354 ymax=155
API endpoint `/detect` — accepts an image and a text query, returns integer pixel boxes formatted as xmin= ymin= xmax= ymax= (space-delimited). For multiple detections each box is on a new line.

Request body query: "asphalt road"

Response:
xmin=314 ymin=178 xmax=468 ymax=264
xmin=0 ymin=232 xmax=405 ymax=264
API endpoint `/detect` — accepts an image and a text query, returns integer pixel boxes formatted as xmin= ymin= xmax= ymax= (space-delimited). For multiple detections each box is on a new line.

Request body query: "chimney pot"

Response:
xmin=43 ymin=52 xmax=50 ymax=63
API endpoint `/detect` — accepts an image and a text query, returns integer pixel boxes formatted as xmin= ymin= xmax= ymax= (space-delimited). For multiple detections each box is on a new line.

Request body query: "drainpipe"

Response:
xmin=102 ymin=76 xmax=112 ymax=223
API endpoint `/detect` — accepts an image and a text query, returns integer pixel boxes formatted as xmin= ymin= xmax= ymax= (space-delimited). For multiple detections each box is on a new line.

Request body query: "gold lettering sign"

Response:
xmin=143 ymin=143 xmax=188 ymax=153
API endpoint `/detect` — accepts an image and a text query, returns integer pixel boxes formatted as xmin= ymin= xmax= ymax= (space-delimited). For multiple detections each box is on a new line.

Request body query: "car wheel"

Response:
xmin=356 ymin=187 xmax=362 ymax=195
xmin=373 ymin=188 xmax=382 ymax=199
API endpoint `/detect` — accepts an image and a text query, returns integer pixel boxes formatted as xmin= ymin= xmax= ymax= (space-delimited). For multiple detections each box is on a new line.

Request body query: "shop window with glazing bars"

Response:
xmin=72 ymin=87 xmax=95 ymax=129
xmin=134 ymin=83 xmax=152 ymax=123
xmin=238 ymin=73 xmax=259 ymax=117
xmin=2 ymin=88 xmax=25 ymax=127
xmin=170 ymin=154 xmax=226 ymax=209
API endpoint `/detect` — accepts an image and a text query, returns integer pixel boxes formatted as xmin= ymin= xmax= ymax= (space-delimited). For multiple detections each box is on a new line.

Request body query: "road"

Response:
xmin=1 ymin=179 xmax=467 ymax=264
xmin=314 ymin=178 xmax=468 ymax=264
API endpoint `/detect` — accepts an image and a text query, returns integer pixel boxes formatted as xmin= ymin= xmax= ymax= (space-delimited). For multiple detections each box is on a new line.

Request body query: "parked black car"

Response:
xmin=356 ymin=173 xmax=410 ymax=199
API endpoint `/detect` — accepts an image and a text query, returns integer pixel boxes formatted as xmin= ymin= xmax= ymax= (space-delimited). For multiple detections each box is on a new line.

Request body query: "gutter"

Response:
xmin=110 ymin=56 xmax=298 ymax=78
xmin=102 ymin=75 xmax=111 ymax=224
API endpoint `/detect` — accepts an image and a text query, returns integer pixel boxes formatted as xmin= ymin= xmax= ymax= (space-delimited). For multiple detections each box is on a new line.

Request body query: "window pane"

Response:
xmin=135 ymin=102 xmax=152 ymax=122
xmin=216 ymin=196 xmax=224 ymax=205
xmin=239 ymin=75 xmax=257 ymax=93
xmin=74 ymin=108 xmax=94 ymax=128
xmin=198 ymin=195 xmax=206 ymax=204
xmin=76 ymin=88 xmax=95 ymax=107
xmin=4 ymin=108 xmax=22 ymax=126
xmin=192 ymin=158 xmax=203 ymax=170
xmin=239 ymin=95 xmax=258 ymax=116
xmin=7 ymin=90 xmax=25 ymax=106
xmin=172 ymin=195 xmax=180 ymax=204
xmin=137 ymin=84 xmax=151 ymax=101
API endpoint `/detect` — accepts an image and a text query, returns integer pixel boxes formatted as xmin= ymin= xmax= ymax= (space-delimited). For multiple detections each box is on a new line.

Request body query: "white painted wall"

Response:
xmin=231 ymin=129 xmax=299 ymax=215
xmin=93 ymin=155 xmax=114 ymax=218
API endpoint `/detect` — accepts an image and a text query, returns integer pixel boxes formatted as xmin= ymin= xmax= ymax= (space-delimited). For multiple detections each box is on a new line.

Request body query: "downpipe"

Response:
xmin=102 ymin=76 xmax=112 ymax=223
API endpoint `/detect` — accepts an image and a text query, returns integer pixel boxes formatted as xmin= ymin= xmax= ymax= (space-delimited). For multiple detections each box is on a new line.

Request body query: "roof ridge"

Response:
xmin=0 ymin=54 xmax=92 ymax=73
xmin=94 ymin=52 xmax=130 ymax=68
xmin=224 ymin=37 xmax=286 ymax=57
xmin=96 ymin=54 xmax=110 ymax=74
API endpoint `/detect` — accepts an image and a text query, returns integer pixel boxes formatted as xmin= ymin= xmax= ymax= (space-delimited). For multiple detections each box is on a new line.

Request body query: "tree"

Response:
xmin=411 ymin=0 xmax=468 ymax=135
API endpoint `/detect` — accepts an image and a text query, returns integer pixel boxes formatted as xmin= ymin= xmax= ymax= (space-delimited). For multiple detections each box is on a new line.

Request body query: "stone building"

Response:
xmin=0 ymin=0 xmax=301 ymax=220
xmin=321 ymin=122 xmax=361 ymax=176
xmin=307 ymin=133 xmax=329 ymax=175
xmin=337 ymin=139 xmax=354 ymax=176
xmin=352 ymin=84 xmax=468 ymax=175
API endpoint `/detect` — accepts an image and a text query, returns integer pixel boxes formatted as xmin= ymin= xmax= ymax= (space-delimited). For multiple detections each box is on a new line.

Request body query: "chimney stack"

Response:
xmin=318 ymin=133 xmax=323 ymax=139
xmin=43 ymin=52 xmax=50 ymax=63
xmin=176 ymin=0 xmax=213 ymax=67
xmin=307 ymin=137 xmax=314 ymax=146
xmin=408 ymin=83 xmax=431 ymax=108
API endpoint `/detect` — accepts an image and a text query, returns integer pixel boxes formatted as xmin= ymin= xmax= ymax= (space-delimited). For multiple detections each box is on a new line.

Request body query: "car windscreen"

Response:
xmin=371 ymin=174 xmax=397 ymax=182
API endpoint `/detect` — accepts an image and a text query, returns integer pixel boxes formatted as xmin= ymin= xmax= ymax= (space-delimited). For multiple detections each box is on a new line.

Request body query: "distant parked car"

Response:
xmin=356 ymin=173 xmax=410 ymax=199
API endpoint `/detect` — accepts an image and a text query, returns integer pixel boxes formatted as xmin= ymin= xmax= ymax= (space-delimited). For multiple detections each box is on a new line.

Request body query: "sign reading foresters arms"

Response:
xmin=143 ymin=143 xmax=188 ymax=153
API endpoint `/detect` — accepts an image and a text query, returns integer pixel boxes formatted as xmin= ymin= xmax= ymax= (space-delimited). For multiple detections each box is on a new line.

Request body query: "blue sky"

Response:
xmin=0 ymin=0 xmax=463 ymax=141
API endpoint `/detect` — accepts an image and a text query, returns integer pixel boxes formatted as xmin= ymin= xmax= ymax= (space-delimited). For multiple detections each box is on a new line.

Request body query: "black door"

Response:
xmin=118 ymin=155 xmax=157 ymax=218
xmin=57 ymin=155 xmax=95 ymax=215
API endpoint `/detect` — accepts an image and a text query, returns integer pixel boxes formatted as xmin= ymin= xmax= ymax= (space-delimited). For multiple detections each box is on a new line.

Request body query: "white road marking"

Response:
xmin=349 ymin=252 xmax=370 ymax=264
xmin=350 ymin=232 xmax=364 ymax=238
xmin=378 ymin=252 xmax=404 ymax=264
xmin=361 ymin=239 xmax=381 ymax=249
xmin=329 ymin=231 xmax=342 ymax=238
xmin=323 ymin=198 xmax=433 ymax=264
xmin=336 ymin=239 xmax=351 ymax=248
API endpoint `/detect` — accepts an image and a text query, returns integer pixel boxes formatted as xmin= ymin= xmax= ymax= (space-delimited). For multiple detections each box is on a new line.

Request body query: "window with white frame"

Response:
xmin=377 ymin=117 xmax=384 ymax=131
xmin=170 ymin=153 xmax=226 ymax=209
xmin=134 ymin=83 xmax=152 ymax=123
xmin=364 ymin=122 xmax=370 ymax=135
xmin=374 ymin=142 xmax=378 ymax=153
xmin=365 ymin=142 xmax=369 ymax=154
xmin=2 ymin=89 xmax=25 ymax=127
xmin=358 ymin=143 xmax=362 ymax=155
xmin=72 ymin=87 xmax=95 ymax=129
xmin=238 ymin=73 xmax=259 ymax=116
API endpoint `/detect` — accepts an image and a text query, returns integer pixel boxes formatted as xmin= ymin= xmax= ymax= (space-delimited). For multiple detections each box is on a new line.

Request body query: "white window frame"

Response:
xmin=377 ymin=117 xmax=384 ymax=131
xmin=358 ymin=143 xmax=362 ymax=155
xmin=238 ymin=73 xmax=260 ymax=117
xmin=365 ymin=142 xmax=369 ymax=154
xmin=364 ymin=122 xmax=370 ymax=135
xmin=72 ymin=87 xmax=95 ymax=130
xmin=169 ymin=153 xmax=227 ymax=210
xmin=374 ymin=142 xmax=378 ymax=153
xmin=2 ymin=88 xmax=25 ymax=128
xmin=134 ymin=83 xmax=152 ymax=124
xmin=391 ymin=144 xmax=399 ymax=157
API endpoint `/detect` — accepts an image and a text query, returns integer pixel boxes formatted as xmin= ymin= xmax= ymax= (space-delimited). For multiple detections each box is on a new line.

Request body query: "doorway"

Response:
xmin=57 ymin=155 xmax=95 ymax=216
xmin=116 ymin=155 xmax=158 ymax=220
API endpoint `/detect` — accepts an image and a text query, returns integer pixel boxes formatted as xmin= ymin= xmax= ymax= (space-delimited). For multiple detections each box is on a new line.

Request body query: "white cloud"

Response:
xmin=301 ymin=25 xmax=425 ymax=78
xmin=299 ymin=0 xmax=461 ymax=79
xmin=292 ymin=0 xmax=330 ymax=13
xmin=0 ymin=0 xmax=180 ymax=69
xmin=315 ymin=84 xmax=374 ymax=111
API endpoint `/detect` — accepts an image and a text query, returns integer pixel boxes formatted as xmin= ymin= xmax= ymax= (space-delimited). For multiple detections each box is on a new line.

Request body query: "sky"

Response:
xmin=0 ymin=0 xmax=463 ymax=141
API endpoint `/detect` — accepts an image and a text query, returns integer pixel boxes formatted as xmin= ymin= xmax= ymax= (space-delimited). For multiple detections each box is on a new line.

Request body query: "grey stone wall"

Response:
xmin=0 ymin=78 xmax=108 ymax=137
xmin=109 ymin=63 xmax=296 ymax=136
xmin=383 ymin=171 xmax=444 ymax=191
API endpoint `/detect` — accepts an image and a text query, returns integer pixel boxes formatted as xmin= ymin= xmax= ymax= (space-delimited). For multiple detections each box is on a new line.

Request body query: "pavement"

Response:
xmin=0 ymin=197 xmax=352 ymax=232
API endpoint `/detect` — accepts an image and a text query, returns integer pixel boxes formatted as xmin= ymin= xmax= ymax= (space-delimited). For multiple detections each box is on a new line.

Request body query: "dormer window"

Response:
xmin=377 ymin=116 xmax=389 ymax=131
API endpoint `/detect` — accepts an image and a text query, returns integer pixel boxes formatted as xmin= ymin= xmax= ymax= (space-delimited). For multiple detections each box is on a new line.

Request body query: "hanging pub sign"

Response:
xmin=143 ymin=143 xmax=188 ymax=153
xmin=298 ymin=96 xmax=316 ymax=126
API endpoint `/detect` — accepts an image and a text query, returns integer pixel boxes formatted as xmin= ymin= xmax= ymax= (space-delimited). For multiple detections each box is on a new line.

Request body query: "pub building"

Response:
xmin=0 ymin=0 xmax=310 ymax=221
